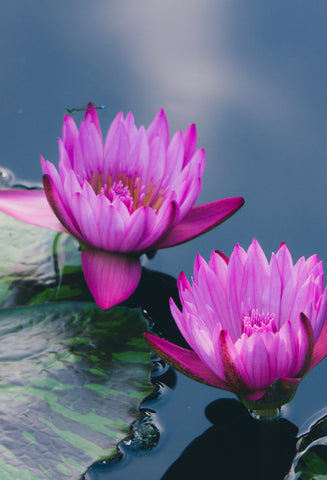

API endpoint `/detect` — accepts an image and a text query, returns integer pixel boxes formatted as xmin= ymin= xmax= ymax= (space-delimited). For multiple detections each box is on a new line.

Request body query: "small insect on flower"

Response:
xmin=66 ymin=104 xmax=106 ymax=115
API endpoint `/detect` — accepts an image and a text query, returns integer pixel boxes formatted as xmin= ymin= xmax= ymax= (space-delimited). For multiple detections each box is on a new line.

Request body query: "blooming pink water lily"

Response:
xmin=0 ymin=104 xmax=244 ymax=309
xmin=145 ymin=239 xmax=327 ymax=412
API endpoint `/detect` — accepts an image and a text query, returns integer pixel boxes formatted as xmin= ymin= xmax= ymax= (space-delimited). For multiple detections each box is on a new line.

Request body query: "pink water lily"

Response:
xmin=145 ymin=239 xmax=327 ymax=412
xmin=0 ymin=104 xmax=244 ymax=309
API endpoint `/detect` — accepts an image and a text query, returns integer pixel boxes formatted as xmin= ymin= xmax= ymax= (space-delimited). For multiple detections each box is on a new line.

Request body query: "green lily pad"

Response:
xmin=0 ymin=211 xmax=87 ymax=306
xmin=0 ymin=302 xmax=153 ymax=479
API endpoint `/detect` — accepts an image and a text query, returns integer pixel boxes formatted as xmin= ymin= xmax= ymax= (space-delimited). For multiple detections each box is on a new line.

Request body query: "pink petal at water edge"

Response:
xmin=144 ymin=333 xmax=230 ymax=390
xmin=0 ymin=189 xmax=68 ymax=233
xmin=81 ymin=250 xmax=142 ymax=309
xmin=157 ymin=197 xmax=245 ymax=248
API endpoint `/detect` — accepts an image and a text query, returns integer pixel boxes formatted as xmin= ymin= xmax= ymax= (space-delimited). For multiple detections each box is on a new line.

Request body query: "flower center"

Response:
xmin=242 ymin=309 xmax=277 ymax=336
xmin=107 ymin=180 xmax=134 ymax=213
xmin=88 ymin=172 xmax=164 ymax=213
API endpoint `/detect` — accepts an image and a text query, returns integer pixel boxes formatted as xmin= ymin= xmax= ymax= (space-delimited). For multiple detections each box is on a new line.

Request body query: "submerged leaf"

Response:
xmin=0 ymin=211 xmax=87 ymax=306
xmin=0 ymin=302 xmax=153 ymax=479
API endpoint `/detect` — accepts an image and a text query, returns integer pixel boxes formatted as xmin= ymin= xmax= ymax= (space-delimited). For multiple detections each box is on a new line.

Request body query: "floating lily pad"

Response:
xmin=0 ymin=211 xmax=87 ymax=306
xmin=0 ymin=302 xmax=153 ymax=479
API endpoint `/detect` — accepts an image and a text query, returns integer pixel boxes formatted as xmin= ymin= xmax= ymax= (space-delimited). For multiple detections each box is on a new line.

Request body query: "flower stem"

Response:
xmin=249 ymin=408 xmax=280 ymax=420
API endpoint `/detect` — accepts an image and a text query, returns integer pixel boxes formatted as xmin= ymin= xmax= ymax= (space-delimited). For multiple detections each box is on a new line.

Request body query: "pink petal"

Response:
xmin=97 ymin=202 xmax=127 ymax=251
xmin=182 ymin=123 xmax=197 ymax=167
xmin=295 ymin=313 xmax=314 ymax=377
xmin=103 ymin=112 xmax=130 ymax=178
xmin=241 ymin=332 xmax=274 ymax=389
xmin=84 ymin=102 xmax=102 ymax=136
xmin=309 ymin=315 xmax=327 ymax=371
xmin=58 ymin=138 xmax=74 ymax=174
xmin=219 ymin=329 xmax=254 ymax=396
xmin=69 ymin=192 xmax=101 ymax=247
xmin=176 ymin=271 xmax=193 ymax=305
xmin=241 ymin=239 xmax=269 ymax=313
xmin=81 ymin=250 xmax=142 ymax=309
xmin=43 ymin=175 xmax=82 ymax=238
xmin=226 ymin=243 xmax=248 ymax=339
xmin=73 ymin=121 xmax=104 ymax=179
xmin=174 ymin=160 xmax=203 ymax=220
xmin=263 ymin=254 xmax=282 ymax=327
xmin=62 ymin=114 xmax=79 ymax=163
xmin=41 ymin=157 xmax=65 ymax=197
xmin=144 ymin=333 xmax=229 ymax=390
xmin=119 ymin=207 xmax=155 ymax=251
xmin=169 ymin=297 xmax=195 ymax=351
xmin=212 ymin=249 xmax=229 ymax=265
xmin=129 ymin=126 xmax=150 ymax=180
xmin=275 ymin=243 xmax=294 ymax=290
xmin=314 ymin=287 xmax=327 ymax=339
xmin=148 ymin=136 xmax=166 ymax=187
xmin=0 ymin=189 xmax=67 ymax=233
xmin=146 ymin=108 xmax=170 ymax=149
xmin=157 ymin=197 xmax=245 ymax=248
xmin=165 ymin=130 xmax=184 ymax=182
xmin=139 ymin=200 xmax=178 ymax=251
xmin=194 ymin=255 xmax=230 ymax=333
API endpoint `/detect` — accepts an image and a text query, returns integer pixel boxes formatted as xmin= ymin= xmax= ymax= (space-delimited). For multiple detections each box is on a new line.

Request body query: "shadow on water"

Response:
xmin=86 ymin=394 xmax=298 ymax=480
xmin=162 ymin=398 xmax=298 ymax=480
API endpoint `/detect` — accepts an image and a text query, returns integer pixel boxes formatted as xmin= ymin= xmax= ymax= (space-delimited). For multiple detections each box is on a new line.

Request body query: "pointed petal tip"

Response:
xmin=214 ymin=249 xmax=230 ymax=264
xmin=0 ymin=188 xmax=67 ymax=233
xmin=144 ymin=333 xmax=229 ymax=390
xmin=158 ymin=196 xmax=245 ymax=249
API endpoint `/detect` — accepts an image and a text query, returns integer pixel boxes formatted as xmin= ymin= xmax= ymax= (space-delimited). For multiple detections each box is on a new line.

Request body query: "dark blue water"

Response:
xmin=2 ymin=2 xmax=327 ymax=478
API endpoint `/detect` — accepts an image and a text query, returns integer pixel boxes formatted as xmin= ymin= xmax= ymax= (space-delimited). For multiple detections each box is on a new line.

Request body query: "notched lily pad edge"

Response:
xmin=83 ymin=354 xmax=171 ymax=478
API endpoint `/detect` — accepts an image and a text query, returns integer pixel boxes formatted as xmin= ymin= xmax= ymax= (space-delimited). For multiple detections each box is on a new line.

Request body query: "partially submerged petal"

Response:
xmin=0 ymin=189 xmax=67 ymax=233
xmin=144 ymin=333 xmax=230 ymax=390
xmin=81 ymin=249 xmax=142 ymax=309
xmin=157 ymin=197 xmax=245 ymax=248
